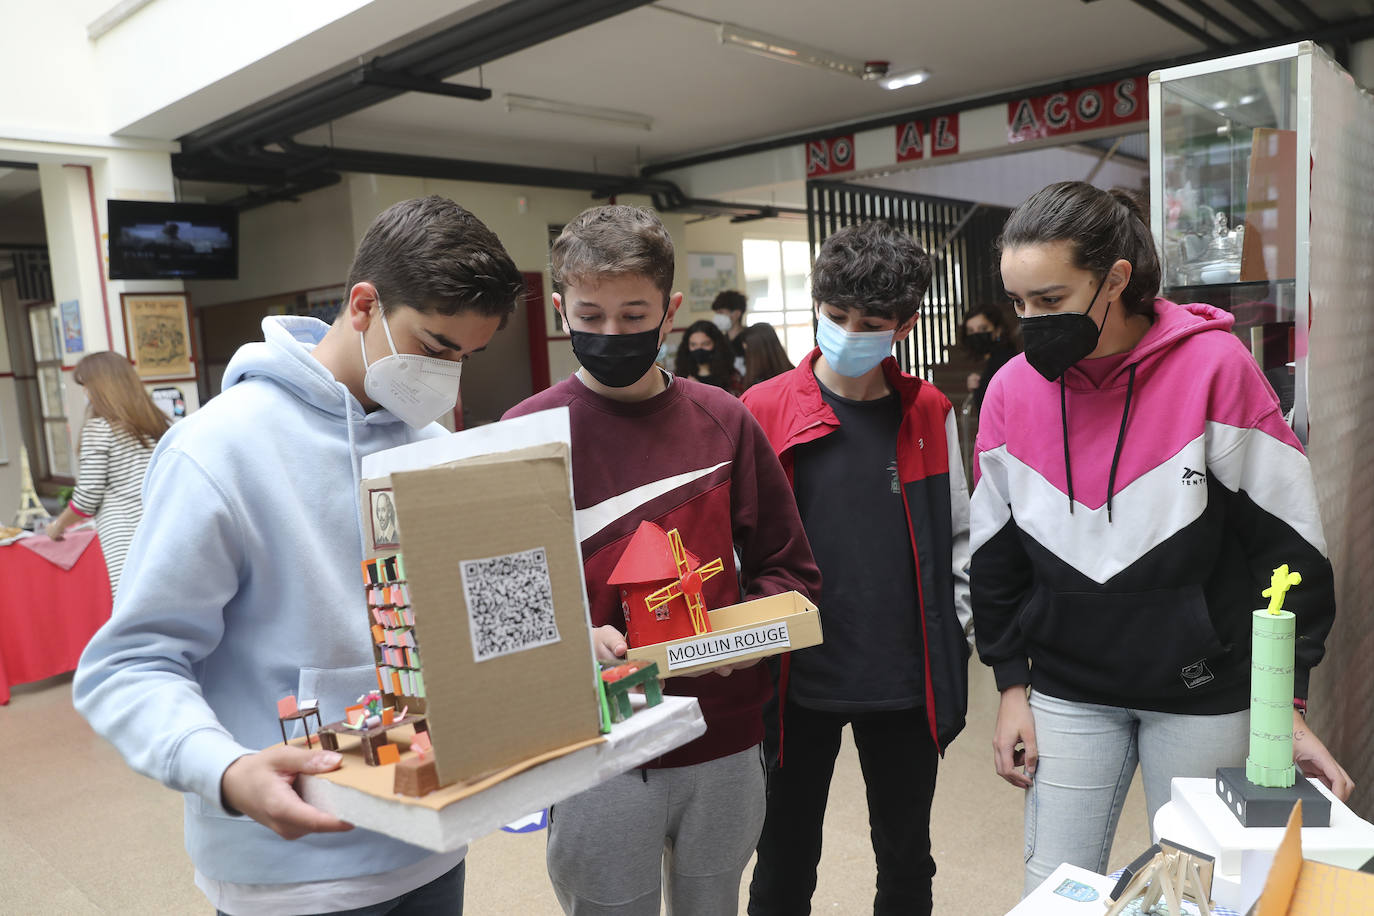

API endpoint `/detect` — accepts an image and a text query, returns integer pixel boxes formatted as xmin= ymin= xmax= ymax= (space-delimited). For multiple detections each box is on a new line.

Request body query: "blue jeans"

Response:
xmin=217 ymin=859 xmax=464 ymax=916
xmin=1022 ymin=691 xmax=1247 ymax=895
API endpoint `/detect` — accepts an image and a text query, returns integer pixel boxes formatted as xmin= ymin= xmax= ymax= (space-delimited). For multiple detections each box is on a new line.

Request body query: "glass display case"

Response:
xmin=1149 ymin=47 xmax=1303 ymax=420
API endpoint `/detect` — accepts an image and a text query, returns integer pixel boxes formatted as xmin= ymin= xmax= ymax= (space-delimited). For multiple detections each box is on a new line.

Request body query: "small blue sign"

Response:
xmin=60 ymin=300 xmax=83 ymax=353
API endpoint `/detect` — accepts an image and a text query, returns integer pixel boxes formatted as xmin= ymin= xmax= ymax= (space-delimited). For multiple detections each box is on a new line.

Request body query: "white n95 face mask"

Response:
xmin=360 ymin=306 xmax=462 ymax=428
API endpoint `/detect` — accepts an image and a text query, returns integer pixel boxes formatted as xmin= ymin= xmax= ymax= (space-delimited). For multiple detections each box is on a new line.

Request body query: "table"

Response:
xmin=318 ymin=714 xmax=430 ymax=765
xmin=0 ymin=535 xmax=111 ymax=704
xmin=1154 ymin=776 xmax=1374 ymax=911
xmin=1007 ymin=862 xmax=1241 ymax=915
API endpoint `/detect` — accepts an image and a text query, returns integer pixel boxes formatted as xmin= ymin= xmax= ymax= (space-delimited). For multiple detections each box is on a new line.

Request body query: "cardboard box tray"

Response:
xmin=625 ymin=591 xmax=821 ymax=675
xmin=296 ymin=694 xmax=705 ymax=852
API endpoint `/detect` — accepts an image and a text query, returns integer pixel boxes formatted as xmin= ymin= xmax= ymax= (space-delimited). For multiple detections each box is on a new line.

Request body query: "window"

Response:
xmin=29 ymin=302 xmax=73 ymax=481
xmin=742 ymin=239 xmax=814 ymax=365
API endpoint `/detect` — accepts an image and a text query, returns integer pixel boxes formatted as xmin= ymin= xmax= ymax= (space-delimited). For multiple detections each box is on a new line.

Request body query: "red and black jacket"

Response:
xmin=742 ymin=350 xmax=973 ymax=753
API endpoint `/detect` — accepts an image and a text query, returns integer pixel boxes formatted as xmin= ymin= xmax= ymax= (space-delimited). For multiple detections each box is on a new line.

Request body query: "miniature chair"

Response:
xmin=277 ymin=695 xmax=323 ymax=749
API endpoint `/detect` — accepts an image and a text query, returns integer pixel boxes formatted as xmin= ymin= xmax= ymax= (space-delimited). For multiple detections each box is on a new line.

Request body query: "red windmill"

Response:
xmin=608 ymin=521 xmax=725 ymax=647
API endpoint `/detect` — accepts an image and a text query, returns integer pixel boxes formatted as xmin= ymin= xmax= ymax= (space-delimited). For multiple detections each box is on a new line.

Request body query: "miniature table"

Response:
xmin=0 ymin=533 xmax=111 ymax=704
xmin=1153 ymin=776 xmax=1374 ymax=912
xmin=318 ymin=715 xmax=429 ymax=765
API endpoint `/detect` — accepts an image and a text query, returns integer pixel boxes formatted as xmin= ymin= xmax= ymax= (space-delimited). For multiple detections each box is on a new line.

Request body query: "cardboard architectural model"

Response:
xmin=1249 ymin=802 xmax=1374 ymax=915
xmin=353 ymin=438 xmax=602 ymax=793
xmin=610 ymin=521 xmax=723 ymax=645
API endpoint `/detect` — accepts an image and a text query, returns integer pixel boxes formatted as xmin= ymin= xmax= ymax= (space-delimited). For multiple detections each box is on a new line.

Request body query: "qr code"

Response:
xmin=460 ymin=546 xmax=561 ymax=662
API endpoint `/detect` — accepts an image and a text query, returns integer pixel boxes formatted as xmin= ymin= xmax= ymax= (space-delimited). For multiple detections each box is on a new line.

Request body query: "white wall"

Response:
xmin=186 ymin=182 xmax=354 ymax=309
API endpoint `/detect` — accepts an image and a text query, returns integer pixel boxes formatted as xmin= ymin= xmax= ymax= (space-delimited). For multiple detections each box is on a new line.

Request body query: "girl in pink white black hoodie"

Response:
xmin=969 ymin=181 xmax=1351 ymax=895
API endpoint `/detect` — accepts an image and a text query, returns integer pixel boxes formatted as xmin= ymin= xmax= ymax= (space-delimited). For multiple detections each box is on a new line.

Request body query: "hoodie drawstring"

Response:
xmin=1060 ymin=377 xmax=1075 ymax=514
xmin=1060 ymin=362 xmax=1138 ymax=523
xmin=1105 ymin=363 xmax=1137 ymax=524
xmin=343 ymin=385 xmax=369 ymax=556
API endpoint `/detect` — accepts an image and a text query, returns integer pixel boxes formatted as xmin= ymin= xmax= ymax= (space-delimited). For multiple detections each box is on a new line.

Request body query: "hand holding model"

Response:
xmin=994 ymin=686 xmax=1037 ymax=789
xmin=592 ymin=622 xmax=754 ymax=677
xmin=221 ymin=745 xmax=354 ymax=840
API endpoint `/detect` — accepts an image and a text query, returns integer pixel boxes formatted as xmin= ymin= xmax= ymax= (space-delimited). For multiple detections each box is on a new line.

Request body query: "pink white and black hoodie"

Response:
xmin=970 ymin=300 xmax=1334 ymax=714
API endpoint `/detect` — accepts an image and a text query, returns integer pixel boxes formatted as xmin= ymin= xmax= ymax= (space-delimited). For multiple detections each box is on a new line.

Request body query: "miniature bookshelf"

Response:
xmin=362 ymin=553 xmax=427 ymax=711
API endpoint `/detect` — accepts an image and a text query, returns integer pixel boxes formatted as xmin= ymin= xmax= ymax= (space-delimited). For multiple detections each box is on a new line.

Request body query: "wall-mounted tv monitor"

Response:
xmin=107 ymin=200 xmax=239 ymax=280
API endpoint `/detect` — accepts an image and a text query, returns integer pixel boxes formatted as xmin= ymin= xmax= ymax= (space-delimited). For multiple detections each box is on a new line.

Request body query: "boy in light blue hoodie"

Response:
xmin=74 ymin=196 xmax=523 ymax=915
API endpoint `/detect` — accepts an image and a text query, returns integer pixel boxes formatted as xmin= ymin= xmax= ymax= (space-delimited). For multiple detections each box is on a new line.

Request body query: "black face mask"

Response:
xmin=1019 ymin=270 xmax=1112 ymax=382
xmin=566 ymin=307 xmax=667 ymax=389
xmin=965 ymin=331 xmax=995 ymax=356
xmin=689 ymin=348 xmax=714 ymax=366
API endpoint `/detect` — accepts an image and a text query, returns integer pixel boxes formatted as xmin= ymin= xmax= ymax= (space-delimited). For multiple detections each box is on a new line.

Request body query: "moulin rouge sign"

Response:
xmin=1007 ymin=76 xmax=1146 ymax=143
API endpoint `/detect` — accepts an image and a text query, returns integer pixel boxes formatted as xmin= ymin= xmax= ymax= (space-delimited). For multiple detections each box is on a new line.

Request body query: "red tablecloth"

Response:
xmin=1 ymin=535 xmax=112 ymax=704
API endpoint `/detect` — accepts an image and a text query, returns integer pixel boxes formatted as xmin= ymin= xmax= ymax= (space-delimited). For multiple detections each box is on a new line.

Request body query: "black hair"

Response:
xmin=711 ymin=289 xmax=747 ymax=315
xmin=811 ymin=221 xmax=931 ymax=323
xmin=998 ymin=181 xmax=1161 ymax=320
xmin=959 ymin=303 xmax=1021 ymax=355
xmin=674 ymin=320 xmax=736 ymax=381
xmin=346 ymin=195 xmax=523 ymax=326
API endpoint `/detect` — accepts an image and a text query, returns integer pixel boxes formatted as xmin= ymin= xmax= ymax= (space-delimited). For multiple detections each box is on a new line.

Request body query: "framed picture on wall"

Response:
xmin=122 ymin=293 xmax=195 ymax=379
xmin=687 ymin=252 xmax=738 ymax=312
xmin=299 ymin=285 xmax=347 ymax=324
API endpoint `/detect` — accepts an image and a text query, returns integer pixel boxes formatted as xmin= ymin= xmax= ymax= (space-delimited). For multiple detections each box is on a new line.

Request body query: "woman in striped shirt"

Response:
xmin=45 ymin=352 xmax=170 ymax=595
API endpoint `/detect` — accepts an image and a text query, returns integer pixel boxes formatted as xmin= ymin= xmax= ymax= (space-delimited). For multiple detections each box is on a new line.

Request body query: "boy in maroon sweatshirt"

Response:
xmin=505 ymin=204 xmax=820 ymax=916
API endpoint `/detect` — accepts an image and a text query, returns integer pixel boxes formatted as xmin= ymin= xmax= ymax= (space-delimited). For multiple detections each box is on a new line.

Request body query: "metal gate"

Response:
xmin=807 ymin=180 xmax=1009 ymax=379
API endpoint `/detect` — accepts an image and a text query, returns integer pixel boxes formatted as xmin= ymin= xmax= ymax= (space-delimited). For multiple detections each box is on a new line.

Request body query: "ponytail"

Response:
xmin=999 ymin=181 xmax=1161 ymax=320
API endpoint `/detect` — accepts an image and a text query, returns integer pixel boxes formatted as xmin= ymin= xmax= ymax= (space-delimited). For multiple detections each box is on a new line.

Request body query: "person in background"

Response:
xmin=961 ymin=303 xmax=1019 ymax=415
xmin=737 ymin=322 xmax=794 ymax=391
xmin=45 ymin=351 xmax=170 ymax=595
xmin=711 ymin=289 xmax=748 ymax=374
xmin=972 ymin=180 xmax=1350 ymax=896
xmin=674 ymin=319 xmax=741 ymax=393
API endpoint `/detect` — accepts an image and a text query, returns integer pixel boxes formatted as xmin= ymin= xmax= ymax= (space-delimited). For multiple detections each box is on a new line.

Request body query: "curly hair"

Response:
xmin=811 ymin=221 xmax=932 ymax=323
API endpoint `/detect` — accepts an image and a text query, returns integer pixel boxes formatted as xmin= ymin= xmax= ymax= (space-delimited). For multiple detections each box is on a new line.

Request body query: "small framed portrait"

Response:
xmin=370 ymin=488 xmax=399 ymax=549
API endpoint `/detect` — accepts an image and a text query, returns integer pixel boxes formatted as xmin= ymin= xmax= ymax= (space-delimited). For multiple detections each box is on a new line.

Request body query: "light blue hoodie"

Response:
xmin=74 ymin=316 xmax=450 ymax=883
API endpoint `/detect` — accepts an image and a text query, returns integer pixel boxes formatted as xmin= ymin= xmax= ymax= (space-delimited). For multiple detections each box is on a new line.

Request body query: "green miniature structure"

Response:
xmin=596 ymin=661 xmax=664 ymax=733
xmin=1247 ymin=565 xmax=1302 ymax=788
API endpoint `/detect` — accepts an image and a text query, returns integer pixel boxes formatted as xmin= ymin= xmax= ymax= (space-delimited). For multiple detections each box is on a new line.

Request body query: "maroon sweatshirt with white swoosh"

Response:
xmin=505 ymin=371 xmax=822 ymax=767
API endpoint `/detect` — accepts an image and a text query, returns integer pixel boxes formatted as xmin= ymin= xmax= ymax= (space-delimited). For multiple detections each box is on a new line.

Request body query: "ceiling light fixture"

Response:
xmin=503 ymin=94 xmax=654 ymax=131
xmin=718 ymin=22 xmax=888 ymax=81
xmin=878 ymin=68 xmax=932 ymax=91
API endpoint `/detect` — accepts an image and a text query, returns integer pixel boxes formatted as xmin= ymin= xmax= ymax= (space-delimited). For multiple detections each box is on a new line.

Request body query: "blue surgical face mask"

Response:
xmin=815 ymin=310 xmax=894 ymax=378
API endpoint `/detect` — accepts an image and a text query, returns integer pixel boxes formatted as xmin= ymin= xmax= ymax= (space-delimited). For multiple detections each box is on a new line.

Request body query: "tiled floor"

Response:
xmin=0 ymin=663 xmax=1149 ymax=914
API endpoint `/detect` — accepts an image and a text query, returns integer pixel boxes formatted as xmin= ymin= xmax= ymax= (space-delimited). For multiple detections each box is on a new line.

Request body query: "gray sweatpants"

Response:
xmin=547 ymin=745 xmax=767 ymax=915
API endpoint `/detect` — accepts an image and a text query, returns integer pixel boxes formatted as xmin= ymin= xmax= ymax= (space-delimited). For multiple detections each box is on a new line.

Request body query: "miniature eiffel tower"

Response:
xmin=15 ymin=445 xmax=49 ymax=528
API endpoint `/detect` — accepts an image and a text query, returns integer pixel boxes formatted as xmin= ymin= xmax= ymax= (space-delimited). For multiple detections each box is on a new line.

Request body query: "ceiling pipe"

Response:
xmin=1128 ymin=0 xmax=1227 ymax=49
xmin=1172 ymin=0 xmax=1254 ymax=40
xmin=180 ymin=0 xmax=655 ymax=156
xmin=1222 ymin=0 xmax=1290 ymax=35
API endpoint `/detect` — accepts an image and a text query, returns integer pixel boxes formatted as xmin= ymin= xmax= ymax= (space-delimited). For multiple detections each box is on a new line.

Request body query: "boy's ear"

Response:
xmin=892 ymin=311 xmax=921 ymax=343
xmin=346 ymin=282 xmax=381 ymax=333
xmin=661 ymin=292 xmax=684 ymax=340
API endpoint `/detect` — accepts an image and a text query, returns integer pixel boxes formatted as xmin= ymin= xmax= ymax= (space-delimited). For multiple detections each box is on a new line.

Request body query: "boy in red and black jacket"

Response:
xmin=504 ymin=204 xmax=820 ymax=915
xmin=741 ymin=221 xmax=972 ymax=916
